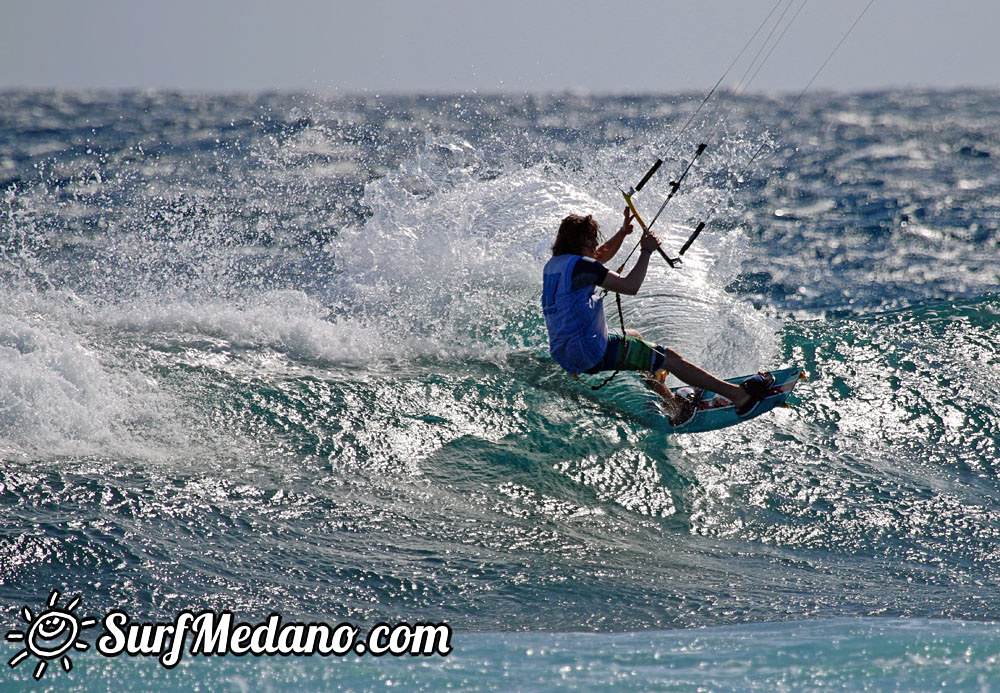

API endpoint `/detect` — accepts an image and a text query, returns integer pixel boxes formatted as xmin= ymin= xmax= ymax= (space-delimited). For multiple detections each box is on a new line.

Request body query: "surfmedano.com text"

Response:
xmin=98 ymin=610 xmax=452 ymax=668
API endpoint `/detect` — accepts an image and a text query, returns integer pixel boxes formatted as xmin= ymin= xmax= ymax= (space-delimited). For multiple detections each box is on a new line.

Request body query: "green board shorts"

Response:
xmin=583 ymin=334 xmax=662 ymax=374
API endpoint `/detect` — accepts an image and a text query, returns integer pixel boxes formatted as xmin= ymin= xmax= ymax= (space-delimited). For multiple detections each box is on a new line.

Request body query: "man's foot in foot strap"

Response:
xmin=670 ymin=389 xmax=703 ymax=428
xmin=735 ymin=372 xmax=775 ymax=417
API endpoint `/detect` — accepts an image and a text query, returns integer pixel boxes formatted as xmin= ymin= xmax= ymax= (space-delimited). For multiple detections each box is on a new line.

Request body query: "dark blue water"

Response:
xmin=2 ymin=88 xmax=999 ymax=689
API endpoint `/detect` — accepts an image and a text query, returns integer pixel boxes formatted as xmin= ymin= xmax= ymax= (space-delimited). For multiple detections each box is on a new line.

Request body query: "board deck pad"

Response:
xmin=652 ymin=366 xmax=804 ymax=434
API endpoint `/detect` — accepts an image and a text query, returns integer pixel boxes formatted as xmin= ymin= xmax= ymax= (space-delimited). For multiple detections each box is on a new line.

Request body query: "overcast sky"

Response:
xmin=2 ymin=0 xmax=996 ymax=93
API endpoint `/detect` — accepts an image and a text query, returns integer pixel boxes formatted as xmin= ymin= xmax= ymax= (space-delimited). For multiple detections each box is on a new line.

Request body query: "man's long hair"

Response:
xmin=551 ymin=214 xmax=600 ymax=256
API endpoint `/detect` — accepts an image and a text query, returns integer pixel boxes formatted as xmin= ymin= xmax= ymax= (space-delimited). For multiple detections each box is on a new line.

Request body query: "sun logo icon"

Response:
xmin=5 ymin=590 xmax=98 ymax=680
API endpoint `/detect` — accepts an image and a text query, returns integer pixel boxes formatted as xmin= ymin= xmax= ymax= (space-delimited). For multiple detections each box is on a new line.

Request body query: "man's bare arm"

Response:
xmin=593 ymin=208 xmax=634 ymax=264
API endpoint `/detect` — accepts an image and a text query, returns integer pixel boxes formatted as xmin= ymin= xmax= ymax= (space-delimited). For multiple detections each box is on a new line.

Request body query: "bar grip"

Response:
xmin=634 ymin=159 xmax=662 ymax=192
xmin=679 ymin=222 xmax=706 ymax=256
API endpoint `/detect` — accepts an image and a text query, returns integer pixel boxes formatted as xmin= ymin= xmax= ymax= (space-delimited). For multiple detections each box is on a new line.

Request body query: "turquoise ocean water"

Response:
xmin=1 ymin=89 xmax=999 ymax=689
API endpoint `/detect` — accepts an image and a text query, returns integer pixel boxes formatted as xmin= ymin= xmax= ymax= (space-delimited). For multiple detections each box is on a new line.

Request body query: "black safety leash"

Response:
xmin=578 ymin=294 xmax=628 ymax=391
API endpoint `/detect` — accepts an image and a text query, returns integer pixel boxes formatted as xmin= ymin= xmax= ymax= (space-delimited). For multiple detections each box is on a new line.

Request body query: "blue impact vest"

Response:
xmin=541 ymin=254 xmax=609 ymax=373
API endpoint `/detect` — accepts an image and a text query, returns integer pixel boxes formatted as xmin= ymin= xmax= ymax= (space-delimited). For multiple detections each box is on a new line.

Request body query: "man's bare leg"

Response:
xmin=622 ymin=329 xmax=754 ymax=414
xmin=658 ymin=348 xmax=752 ymax=409
xmin=621 ymin=331 xmax=690 ymax=417
xmin=642 ymin=372 xmax=687 ymax=419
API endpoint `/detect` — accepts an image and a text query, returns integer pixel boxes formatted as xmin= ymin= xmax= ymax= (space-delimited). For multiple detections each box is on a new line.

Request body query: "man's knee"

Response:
xmin=625 ymin=328 xmax=643 ymax=339
xmin=658 ymin=346 xmax=682 ymax=365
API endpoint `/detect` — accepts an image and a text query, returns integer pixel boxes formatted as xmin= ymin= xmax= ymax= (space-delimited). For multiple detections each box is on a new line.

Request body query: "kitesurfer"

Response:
xmin=541 ymin=209 xmax=773 ymax=425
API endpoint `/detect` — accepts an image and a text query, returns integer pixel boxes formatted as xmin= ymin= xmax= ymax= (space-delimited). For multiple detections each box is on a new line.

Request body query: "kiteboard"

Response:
xmin=652 ymin=366 xmax=805 ymax=434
